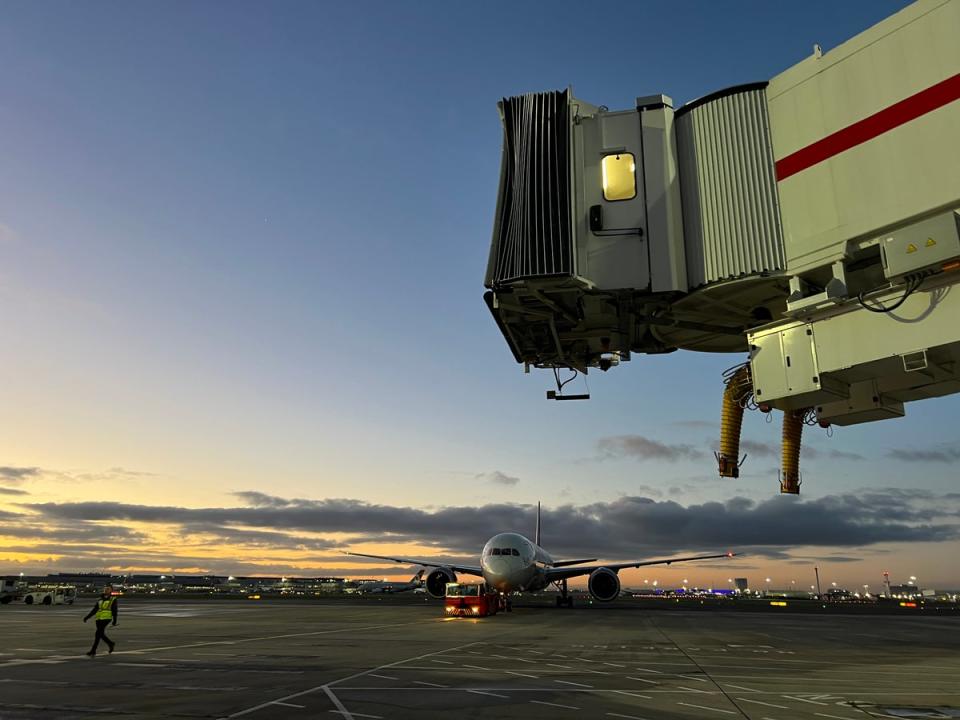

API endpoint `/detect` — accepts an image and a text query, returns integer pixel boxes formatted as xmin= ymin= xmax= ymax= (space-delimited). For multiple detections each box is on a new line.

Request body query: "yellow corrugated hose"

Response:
xmin=717 ymin=365 xmax=751 ymax=478
xmin=780 ymin=409 xmax=805 ymax=494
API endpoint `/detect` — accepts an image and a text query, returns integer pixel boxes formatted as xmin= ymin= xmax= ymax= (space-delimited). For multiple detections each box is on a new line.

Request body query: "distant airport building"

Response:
xmin=734 ymin=578 xmax=749 ymax=593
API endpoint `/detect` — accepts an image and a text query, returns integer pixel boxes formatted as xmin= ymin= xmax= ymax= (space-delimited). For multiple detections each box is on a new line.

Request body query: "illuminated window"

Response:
xmin=601 ymin=153 xmax=636 ymax=201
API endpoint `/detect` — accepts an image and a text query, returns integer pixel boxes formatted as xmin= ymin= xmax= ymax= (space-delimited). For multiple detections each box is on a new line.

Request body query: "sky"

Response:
xmin=2 ymin=0 xmax=958 ymax=591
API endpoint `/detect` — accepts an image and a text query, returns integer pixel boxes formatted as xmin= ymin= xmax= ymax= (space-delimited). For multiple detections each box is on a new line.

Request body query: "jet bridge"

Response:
xmin=484 ymin=0 xmax=960 ymax=492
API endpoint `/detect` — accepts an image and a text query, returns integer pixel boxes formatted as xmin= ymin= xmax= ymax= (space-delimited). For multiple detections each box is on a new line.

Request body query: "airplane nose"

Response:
xmin=485 ymin=557 xmax=511 ymax=576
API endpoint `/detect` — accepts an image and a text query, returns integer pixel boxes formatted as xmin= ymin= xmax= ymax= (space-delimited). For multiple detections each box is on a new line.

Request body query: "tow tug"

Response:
xmin=444 ymin=581 xmax=503 ymax=617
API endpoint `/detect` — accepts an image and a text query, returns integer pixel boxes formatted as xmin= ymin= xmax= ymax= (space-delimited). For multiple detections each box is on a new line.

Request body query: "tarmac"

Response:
xmin=1 ymin=597 xmax=958 ymax=719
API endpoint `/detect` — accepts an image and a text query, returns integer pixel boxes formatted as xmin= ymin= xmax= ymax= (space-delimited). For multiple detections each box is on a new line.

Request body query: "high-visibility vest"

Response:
xmin=95 ymin=598 xmax=113 ymax=621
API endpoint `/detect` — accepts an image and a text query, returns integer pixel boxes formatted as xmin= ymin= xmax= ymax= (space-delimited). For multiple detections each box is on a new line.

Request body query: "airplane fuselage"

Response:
xmin=480 ymin=532 xmax=553 ymax=593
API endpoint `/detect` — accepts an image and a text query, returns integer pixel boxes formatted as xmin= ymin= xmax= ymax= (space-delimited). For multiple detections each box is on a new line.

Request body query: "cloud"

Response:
xmin=476 ymin=471 xmax=520 ymax=486
xmin=671 ymin=420 xmax=715 ymax=429
xmin=0 ymin=487 xmax=29 ymax=496
xmin=12 ymin=488 xmax=960 ymax=571
xmin=598 ymin=435 xmax=704 ymax=462
xmin=887 ymin=446 xmax=960 ymax=463
xmin=731 ymin=440 xmax=863 ymax=462
xmin=0 ymin=466 xmax=40 ymax=483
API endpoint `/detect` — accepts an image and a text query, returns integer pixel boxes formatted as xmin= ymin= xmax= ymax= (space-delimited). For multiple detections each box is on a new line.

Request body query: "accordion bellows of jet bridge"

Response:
xmin=483 ymin=0 xmax=960 ymax=494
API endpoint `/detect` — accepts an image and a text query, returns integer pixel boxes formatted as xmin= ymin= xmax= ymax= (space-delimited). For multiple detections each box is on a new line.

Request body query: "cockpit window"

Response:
xmin=512 ymin=548 xmax=520 ymax=556
xmin=500 ymin=548 xmax=512 ymax=555
xmin=491 ymin=548 xmax=501 ymax=555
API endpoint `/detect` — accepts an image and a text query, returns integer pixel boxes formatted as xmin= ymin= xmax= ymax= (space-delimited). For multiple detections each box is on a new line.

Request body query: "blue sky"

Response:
xmin=3 ymin=0 xmax=958 ymax=587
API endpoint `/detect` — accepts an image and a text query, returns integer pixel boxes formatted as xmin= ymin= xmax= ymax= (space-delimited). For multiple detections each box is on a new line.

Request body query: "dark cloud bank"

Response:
xmin=3 ymin=486 xmax=958 ymax=575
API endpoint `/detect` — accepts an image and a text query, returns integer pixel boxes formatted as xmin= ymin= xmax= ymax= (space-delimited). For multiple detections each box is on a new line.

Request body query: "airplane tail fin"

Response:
xmin=535 ymin=501 xmax=541 ymax=547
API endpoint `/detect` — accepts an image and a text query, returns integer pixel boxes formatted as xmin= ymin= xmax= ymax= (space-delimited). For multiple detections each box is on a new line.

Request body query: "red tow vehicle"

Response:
xmin=444 ymin=582 xmax=503 ymax=617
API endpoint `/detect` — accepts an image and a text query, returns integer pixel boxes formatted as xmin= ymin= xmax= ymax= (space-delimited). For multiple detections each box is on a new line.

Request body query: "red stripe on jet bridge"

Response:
xmin=775 ymin=72 xmax=960 ymax=182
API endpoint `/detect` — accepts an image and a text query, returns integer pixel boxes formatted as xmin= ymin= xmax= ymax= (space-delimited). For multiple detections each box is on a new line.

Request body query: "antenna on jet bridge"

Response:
xmin=535 ymin=501 xmax=542 ymax=546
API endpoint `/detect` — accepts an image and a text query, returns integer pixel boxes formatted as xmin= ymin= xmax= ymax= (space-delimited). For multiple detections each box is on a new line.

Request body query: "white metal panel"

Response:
xmin=676 ymin=86 xmax=785 ymax=288
xmin=768 ymin=0 xmax=960 ymax=273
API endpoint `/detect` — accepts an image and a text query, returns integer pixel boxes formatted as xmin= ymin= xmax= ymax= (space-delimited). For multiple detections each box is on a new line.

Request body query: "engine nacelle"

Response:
xmin=425 ymin=568 xmax=456 ymax=598
xmin=588 ymin=567 xmax=621 ymax=602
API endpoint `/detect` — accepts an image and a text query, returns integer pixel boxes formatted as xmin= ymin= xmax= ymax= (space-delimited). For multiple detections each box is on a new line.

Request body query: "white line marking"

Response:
xmin=724 ymin=683 xmax=759 ymax=693
xmin=634 ymin=667 xmax=664 ymax=674
xmin=737 ymin=698 xmax=789 ymax=709
xmin=368 ymin=674 xmax=397 ymax=680
xmin=463 ymin=664 xmax=489 ymax=671
xmin=547 ymin=663 xmax=572 ymax=669
xmin=607 ymin=713 xmax=650 ymax=720
xmin=431 ymin=659 xmax=453 ymax=665
xmin=413 ymin=681 xmax=446 ymax=688
xmin=815 ymin=714 xmax=861 ymax=720
xmin=627 ymin=677 xmax=658 ymax=684
xmin=613 ymin=691 xmax=652 ymax=700
xmin=555 ymin=679 xmax=592 ymax=688
xmin=323 ymin=687 xmax=354 ymax=720
xmin=677 ymin=702 xmax=737 ymax=715
xmin=604 ymin=662 xmax=626 ymax=668
xmin=784 ymin=696 xmax=829 ymax=706
xmin=506 ymin=671 xmax=539 ymax=679
xmin=678 ymin=686 xmax=713 ymax=694
xmin=531 ymin=700 xmax=579 ymax=710
xmin=115 ymin=662 xmax=167 ymax=668
xmin=271 ymin=702 xmax=306 ymax=709
xmin=328 ymin=712 xmax=381 ymax=720
xmin=679 ymin=674 xmax=708 ymax=682
xmin=467 ymin=690 xmax=509 ymax=699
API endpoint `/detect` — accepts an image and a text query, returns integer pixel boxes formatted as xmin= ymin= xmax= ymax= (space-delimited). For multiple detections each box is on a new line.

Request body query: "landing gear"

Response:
xmin=554 ymin=579 xmax=574 ymax=608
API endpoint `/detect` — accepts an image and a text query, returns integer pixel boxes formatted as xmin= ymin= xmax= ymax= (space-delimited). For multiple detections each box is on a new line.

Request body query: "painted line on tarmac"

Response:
xmin=412 ymin=681 xmax=446 ymax=688
xmin=505 ymin=671 xmax=539 ymax=679
xmin=783 ymin=695 xmax=829 ymax=706
xmin=329 ymin=712 xmax=381 ymax=720
xmin=368 ymin=674 xmax=398 ymax=681
xmin=531 ymin=700 xmax=579 ymax=710
xmin=736 ymin=698 xmax=789 ymax=710
xmin=612 ymin=690 xmax=652 ymax=700
xmin=271 ymin=702 xmax=305 ymax=709
xmin=677 ymin=702 xmax=737 ymax=715
xmin=222 ymin=639 xmax=485 ymax=719
xmin=555 ymin=679 xmax=592 ymax=688
xmin=467 ymin=690 xmax=509 ymax=699
xmin=607 ymin=713 xmax=651 ymax=720
xmin=626 ymin=677 xmax=658 ymax=684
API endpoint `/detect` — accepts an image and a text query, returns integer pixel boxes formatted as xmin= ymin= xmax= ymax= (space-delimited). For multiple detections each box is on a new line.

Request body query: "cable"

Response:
xmin=857 ymin=275 xmax=923 ymax=314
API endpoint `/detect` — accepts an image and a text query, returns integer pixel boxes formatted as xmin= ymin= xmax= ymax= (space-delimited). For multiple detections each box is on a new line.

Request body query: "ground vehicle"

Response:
xmin=23 ymin=586 xmax=77 ymax=606
xmin=444 ymin=582 xmax=501 ymax=617
xmin=0 ymin=577 xmax=21 ymax=604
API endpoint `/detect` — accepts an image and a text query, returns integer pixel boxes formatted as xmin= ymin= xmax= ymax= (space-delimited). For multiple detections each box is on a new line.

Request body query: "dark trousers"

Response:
xmin=90 ymin=619 xmax=115 ymax=653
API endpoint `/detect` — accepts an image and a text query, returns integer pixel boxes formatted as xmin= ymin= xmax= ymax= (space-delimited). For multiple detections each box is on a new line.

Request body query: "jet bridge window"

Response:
xmin=601 ymin=153 xmax=636 ymax=201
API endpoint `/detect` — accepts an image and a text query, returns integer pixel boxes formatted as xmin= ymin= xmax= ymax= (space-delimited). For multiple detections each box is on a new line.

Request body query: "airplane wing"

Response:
xmin=549 ymin=558 xmax=598 ymax=568
xmin=544 ymin=552 xmax=736 ymax=582
xmin=347 ymin=552 xmax=483 ymax=577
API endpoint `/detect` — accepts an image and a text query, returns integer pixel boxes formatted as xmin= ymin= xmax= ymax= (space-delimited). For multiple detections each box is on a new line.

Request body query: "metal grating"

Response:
xmin=488 ymin=90 xmax=573 ymax=285
xmin=676 ymin=85 xmax=785 ymax=287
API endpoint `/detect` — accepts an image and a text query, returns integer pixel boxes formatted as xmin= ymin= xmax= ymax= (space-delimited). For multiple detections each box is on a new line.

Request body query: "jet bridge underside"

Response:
xmin=485 ymin=273 xmax=788 ymax=372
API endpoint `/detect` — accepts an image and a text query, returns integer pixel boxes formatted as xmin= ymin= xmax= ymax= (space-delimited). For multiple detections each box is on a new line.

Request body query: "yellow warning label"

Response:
xmin=926 ymin=237 xmax=937 ymax=247
xmin=906 ymin=243 xmax=918 ymax=254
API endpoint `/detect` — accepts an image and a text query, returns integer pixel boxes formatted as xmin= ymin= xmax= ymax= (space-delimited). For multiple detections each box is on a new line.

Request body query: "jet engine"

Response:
xmin=588 ymin=568 xmax=621 ymax=602
xmin=425 ymin=568 xmax=456 ymax=598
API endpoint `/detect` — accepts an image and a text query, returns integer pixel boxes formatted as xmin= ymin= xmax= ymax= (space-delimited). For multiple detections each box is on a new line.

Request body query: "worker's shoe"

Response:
xmin=85 ymin=651 xmax=95 ymax=657
xmin=108 ymin=642 xmax=116 ymax=654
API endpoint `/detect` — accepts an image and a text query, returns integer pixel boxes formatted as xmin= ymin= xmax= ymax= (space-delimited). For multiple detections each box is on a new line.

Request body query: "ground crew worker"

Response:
xmin=83 ymin=585 xmax=118 ymax=656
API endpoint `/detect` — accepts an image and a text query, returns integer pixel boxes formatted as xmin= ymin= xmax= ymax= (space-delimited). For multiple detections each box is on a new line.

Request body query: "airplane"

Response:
xmin=348 ymin=503 xmax=736 ymax=607
xmin=354 ymin=569 xmax=425 ymax=595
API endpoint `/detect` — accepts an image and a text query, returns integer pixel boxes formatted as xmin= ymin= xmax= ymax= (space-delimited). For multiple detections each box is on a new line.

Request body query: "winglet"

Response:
xmin=535 ymin=501 xmax=542 ymax=547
